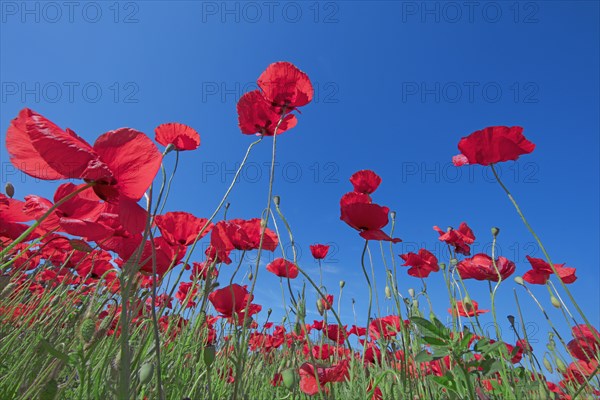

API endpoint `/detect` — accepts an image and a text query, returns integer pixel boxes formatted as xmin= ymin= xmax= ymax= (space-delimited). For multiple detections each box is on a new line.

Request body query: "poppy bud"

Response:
xmin=138 ymin=362 xmax=154 ymax=385
xmin=316 ymin=299 xmax=324 ymax=315
xmin=514 ymin=276 xmax=525 ymax=285
xmin=273 ymin=195 xmax=280 ymax=206
xmin=439 ymin=263 xmax=446 ymax=271
xmin=543 ymin=355 xmax=553 ymax=373
xmin=507 ymin=315 xmax=515 ymax=326
xmin=203 ymin=345 xmax=216 ymax=368
xmin=5 ymin=182 xmax=14 ymax=198
xmin=281 ymin=368 xmax=298 ymax=390
xmin=550 ymin=296 xmax=561 ymax=309
xmin=450 ymin=258 xmax=458 ymax=266
xmin=248 ymin=271 xmax=253 ymax=281
xmin=390 ymin=211 xmax=396 ymax=220
xmin=463 ymin=296 xmax=473 ymax=311
xmin=339 ymin=280 xmax=345 ymax=289
xmin=555 ymin=357 xmax=567 ymax=374
xmin=385 ymin=286 xmax=391 ymax=299
xmin=267 ymin=308 xmax=272 ymax=316
xmin=79 ymin=318 xmax=96 ymax=343
xmin=408 ymin=288 xmax=415 ymax=298
xmin=491 ymin=227 xmax=500 ymax=237
xmin=39 ymin=379 xmax=58 ymax=400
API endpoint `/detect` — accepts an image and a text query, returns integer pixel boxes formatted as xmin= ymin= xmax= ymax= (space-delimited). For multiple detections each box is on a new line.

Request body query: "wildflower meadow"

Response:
xmin=0 ymin=60 xmax=598 ymax=399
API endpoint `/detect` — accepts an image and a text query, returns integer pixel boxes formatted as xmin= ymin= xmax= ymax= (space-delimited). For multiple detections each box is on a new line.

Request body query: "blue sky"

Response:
xmin=1 ymin=1 xmax=598 ymax=350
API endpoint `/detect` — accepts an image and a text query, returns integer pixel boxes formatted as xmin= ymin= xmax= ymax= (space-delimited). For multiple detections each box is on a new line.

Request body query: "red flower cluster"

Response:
xmin=237 ymin=61 xmax=313 ymax=136
xmin=340 ymin=170 xmax=401 ymax=242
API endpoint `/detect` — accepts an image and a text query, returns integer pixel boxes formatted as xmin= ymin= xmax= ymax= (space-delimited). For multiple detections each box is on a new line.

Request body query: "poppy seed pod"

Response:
xmin=543 ymin=355 xmax=553 ymax=373
xmin=273 ymin=195 xmax=280 ymax=206
xmin=390 ymin=211 xmax=396 ymax=220
xmin=281 ymin=368 xmax=298 ymax=390
xmin=555 ymin=357 xmax=567 ymax=374
xmin=79 ymin=318 xmax=96 ymax=343
xmin=138 ymin=362 xmax=154 ymax=385
xmin=491 ymin=227 xmax=500 ymax=237
xmin=514 ymin=276 xmax=525 ymax=285
xmin=316 ymin=299 xmax=324 ymax=315
xmin=385 ymin=286 xmax=391 ymax=299
xmin=4 ymin=182 xmax=14 ymax=198
xmin=339 ymin=280 xmax=345 ymax=289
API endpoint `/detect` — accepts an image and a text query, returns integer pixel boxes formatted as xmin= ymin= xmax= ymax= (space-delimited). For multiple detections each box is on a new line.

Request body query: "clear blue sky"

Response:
xmin=1 ymin=1 xmax=598 ymax=348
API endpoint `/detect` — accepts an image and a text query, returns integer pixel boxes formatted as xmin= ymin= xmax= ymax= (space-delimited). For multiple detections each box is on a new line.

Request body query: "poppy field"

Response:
xmin=0 ymin=61 xmax=599 ymax=400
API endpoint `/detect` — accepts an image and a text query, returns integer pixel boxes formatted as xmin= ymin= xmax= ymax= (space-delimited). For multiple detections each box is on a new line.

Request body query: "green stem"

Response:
xmin=490 ymin=164 xmax=600 ymax=344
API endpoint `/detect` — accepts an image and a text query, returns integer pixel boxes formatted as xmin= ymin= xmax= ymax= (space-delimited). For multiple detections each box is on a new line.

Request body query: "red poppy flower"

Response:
xmin=433 ymin=222 xmax=475 ymax=255
xmin=522 ymin=256 xmax=577 ymax=285
xmin=137 ymin=236 xmax=185 ymax=276
xmin=349 ymin=170 xmax=382 ymax=194
xmin=6 ymin=108 xmax=107 ymax=180
xmin=325 ymin=324 xmax=348 ymax=344
xmin=310 ymin=244 xmax=330 ymax=260
xmin=237 ymin=90 xmax=298 ymax=136
xmin=341 ymin=202 xmax=401 ymax=243
xmin=154 ymin=122 xmax=200 ymax=151
xmin=298 ymin=360 xmax=349 ymax=396
xmin=453 ymin=126 xmax=535 ymax=166
xmin=191 ymin=261 xmax=219 ymax=281
xmin=210 ymin=218 xmax=279 ymax=261
xmin=449 ymin=300 xmax=489 ymax=317
xmin=208 ymin=284 xmax=261 ymax=324
xmin=567 ymin=325 xmax=600 ymax=362
xmin=6 ymin=110 xmax=162 ymax=235
xmin=457 ymin=253 xmax=516 ymax=282
xmin=257 ymin=61 xmax=313 ymax=111
xmin=399 ymin=249 xmax=439 ymax=278
xmin=340 ymin=191 xmax=372 ymax=208
xmin=369 ymin=315 xmax=404 ymax=341
xmin=154 ymin=211 xmax=213 ymax=247
xmin=175 ymin=282 xmax=198 ymax=308
xmin=266 ymin=258 xmax=299 ymax=279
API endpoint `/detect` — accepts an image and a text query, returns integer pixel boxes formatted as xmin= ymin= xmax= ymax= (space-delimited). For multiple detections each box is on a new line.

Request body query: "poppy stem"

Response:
xmin=490 ymin=164 xmax=600 ymax=345
xmin=359 ymin=240 xmax=372 ymax=364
